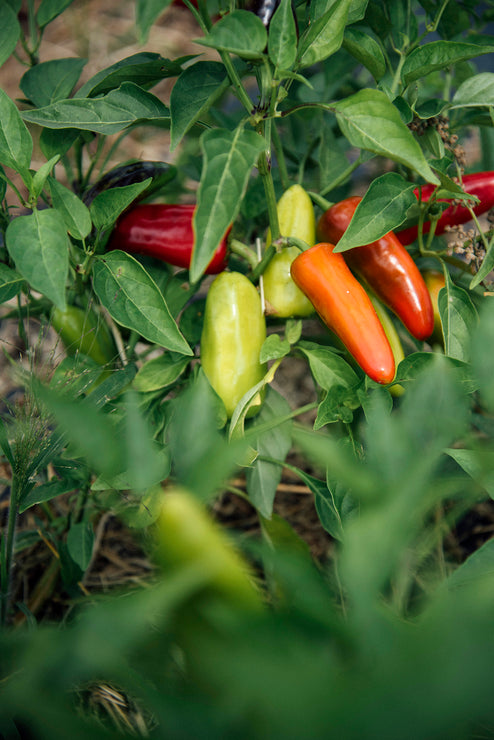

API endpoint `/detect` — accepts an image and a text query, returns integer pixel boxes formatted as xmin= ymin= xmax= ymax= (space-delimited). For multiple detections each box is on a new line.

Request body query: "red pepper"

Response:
xmin=397 ymin=171 xmax=494 ymax=245
xmin=108 ymin=203 xmax=229 ymax=274
xmin=290 ymin=243 xmax=396 ymax=385
xmin=317 ymin=196 xmax=434 ymax=341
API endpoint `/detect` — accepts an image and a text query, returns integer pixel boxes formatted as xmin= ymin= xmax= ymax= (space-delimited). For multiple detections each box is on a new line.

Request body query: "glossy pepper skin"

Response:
xmin=51 ymin=305 xmax=116 ymax=366
xmin=83 ymin=160 xmax=177 ymax=206
xmin=200 ymin=272 xmax=267 ymax=417
xmin=290 ymin=243 xmax=396 ymax=384
xmin=397 ymin=171 xmax=494 ymax=245
xmin=422 ymin=270 xmax=445 ymax=344
xmin=263 ymin=184 xmax=316 ymax=317
xmin=317 ymin=196 xmax=434 ymax=341
xmin=108 ymin=203 xmax=229 ymax=274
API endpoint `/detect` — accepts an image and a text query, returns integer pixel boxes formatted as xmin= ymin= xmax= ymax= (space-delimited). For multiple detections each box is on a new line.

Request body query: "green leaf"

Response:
xmin=334 ymin=173 xmax=417 ymax=251
xmin=196 ymin=11 xmax=268 ymax=60
xmin=136 ymin=0 xmax=174 ymax=44
xmin=0 ymin=264 xmax=25 ymax=304
xmin=92 ymin=251 xmax=192 ymax=355
xmin=30 ymin=155 xmax=60 ymax=201
xmin=75 ymin=52 xmax=185 ymax=98
xmin=22 ymin=82 xmax=169 ymax=135
xmin=37 ymin=0 xmax=76 ymax=27
xmin=445 ymin=447 xmax=494 ymax=499
xmin=191 ymin=126 xmax=266 ymax=282
xmin=170 ymin=61 xmax=228 ymax=151
xmin=471 ymin=300 xmax=494 ymax=413
xmin=5 ymin=209 xmax=69 ymax=311
xmin=39 ymin=127 xmax=80 ymax=160
xmin=48 ymin=177 xmax=92 ymax=240
xmin=332 ymin=89 xmax=440 ymax=184
xmin=318 ymin=474 xmax=358 ymax=541
xmin=268 ymin=0 xmax=298 ymax=70
xmin=133 ymin=354 xmax=191 ymax=392
xmin=396 ymin=351 xmax=477 ymax=394
xmin=451 ymin=72 xmax=494 ymax=110
xmin=18 ymin=477 xmax=77 ymax=514
xmin=246 ymin=388 xmax=293 ymax=519
xmin=402 ymin=40 xmax=494 ymax=86
xmin=446 ymin=537 xmax=494 ymax=589
xmin=20 ymin=58 xmax=87 ymax=107
xmin=342 ymin=27 xmax=386 ymax=82
xmin=260 ymin=333 xmax=291 ymax=363
xmin=0 ymin=87 xmax=33 ymax=172
xmin=66 ymin=521 xmax=94 ymax=571
xmin=298 ymin=341 xmax=359 ymax=390
xmin=439 ymin=272 xmax=478 ymax=363
xmin=297 ymin=0 xmax=351 ymax=69
xmin=89 ymin=179 xmax=152 ymax=232
xmin=0 ymin=3 xmax=20 ymax=69
xmin=314 ymin=384 xmax=361 ymax=428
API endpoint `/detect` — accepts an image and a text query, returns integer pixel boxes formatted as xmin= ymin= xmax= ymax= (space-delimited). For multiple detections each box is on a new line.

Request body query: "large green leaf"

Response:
xmin=5 ymin=209 xmax=69 ymax=311
xmin=342 ymin=27 xmax=386 ymax=82
xmin=191 ymin=126 xmax=266 ymax=282
xmin=297 ymin=0 xmax=350 ymax=69
xmin=48 ymin=177 xmax=92 ymax=240
xmin=402 ymin=39 xmax=494 ymax=86
xmin=36 ymin=0 xmax=76 ymax=27
xmin=170 ymin=61 xmax=228 ymax=151
xmin=331 ymin=89 xmax=439 ymax=184
xmin=92 ymin=251 xmax=192 ymax=355
xmin=89 ymin=179 xmax=152 ymax=232
xmin=439 ymin=272 xmax=478 ymax=364
xmin=334 ymin=173 xmax=417 ymax=251
xmin=22 ymin=82 xmax=169 ymax=135
xmin=75 ymin=52 xmax=184 ymax=98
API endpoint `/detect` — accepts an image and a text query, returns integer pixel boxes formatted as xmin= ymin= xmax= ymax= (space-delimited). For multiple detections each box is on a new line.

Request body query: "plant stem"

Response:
xmin=230 ymin=239 xmax=258 ymax=269
xmin=271 ymin=123 xmax=290 ymax=191
xmin=1 ymin=474 xmax=19 ymax=625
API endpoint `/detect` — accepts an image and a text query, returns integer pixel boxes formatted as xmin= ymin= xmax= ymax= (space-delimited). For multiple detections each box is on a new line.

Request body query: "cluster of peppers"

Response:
xmin=51 ymin=165 xmax=494 ymax=418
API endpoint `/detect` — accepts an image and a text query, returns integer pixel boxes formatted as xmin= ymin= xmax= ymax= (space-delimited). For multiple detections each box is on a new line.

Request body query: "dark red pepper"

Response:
xmin=397 ymin=171 xmax=494 ymax=245
xmin=108 ymin=203 xmax=229 ymax=274
xmin=317 ymin=196 xmax=434 ymax=341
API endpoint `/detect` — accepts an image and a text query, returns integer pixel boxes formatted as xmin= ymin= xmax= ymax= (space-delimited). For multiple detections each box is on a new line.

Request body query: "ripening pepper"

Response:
xmin=200 ymin=271 xmax=267 ymax=417
xmin=108 ymin=203 xmax=229 ymax=274
xmin=368 ymin=293 xmax=405 ymax=396
xmin=422 ymin=270 xmax=445 ymax=344
xmin=51 ymin=304 xmax=116 ymax=366
xmin=290 ymin=243 xmax=396 ymax=385
xmin=263 ymin=184 xmax=316 ymax=318
xmin=153 ymin=487 xmax=261 ymax=611
xmin=397 ymin=171 xmax=494 ymax=245
xmin=317 ymin=196 xmax=434 ymax=341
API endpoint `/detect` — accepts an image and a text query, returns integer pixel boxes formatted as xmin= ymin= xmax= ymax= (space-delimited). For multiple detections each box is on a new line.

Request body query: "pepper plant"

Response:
xmin=1 ymin=0 xmax=494 ymax=734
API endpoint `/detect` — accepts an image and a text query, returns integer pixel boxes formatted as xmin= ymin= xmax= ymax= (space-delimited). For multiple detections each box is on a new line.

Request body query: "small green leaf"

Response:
xmin=135 ymin=0 xmax=174 ymax=44
xmin=0 ymin=87 xmax=33 ymax=172
xmin=0 ymin=264 xmax=25 ymax=304
xmin=268 ymin=0 xmax=298 ymax=70
xmin=191 ymin=126 xmax=266 ymax=282
xmin=298 ymin=341 xmax=359 ymax=390
xmin=297 ymin=0 xmax=350 ymax=69
xmin=170 ymin=61 xmax=228 ymax=151
xmin=37 ymin=0 xmax=76 ymax=28
xmin=90 ymin=179 xmax=152 ymax=232
xmin=66 ymin=521 xmax=94 ymax=571
xmin=0 ymin=3 xmax=20 ymax=69
xmin=445 ymin=448 xmax=494 ymax=499
xmin=451 ymin=72 xmax=494 ymax=110
xmin=20 ymin=58 xmax=87 ymax=107
xmin=439 ymin=272 xmax=478 ymax=363
xmin=48 ymin=177 xmax=92 ymax=240
xmin=334 ymin=173 xmax=417 ymax=252
xmin=196 ymin=11 xmax=268 ymax=60
xmin=332 ymin=89 xmax=440 ymax=185
xmin=6 ymin=209 xmax=69 ymax=311
xmin=260 ymin=334 xmax=291 ymax=363
xmin=30 ymin=155 xmax=60 ymax=201
xmin=342 ymin=27 xmax=386 ymax=82
xmin=92 ymin=251 xmax=192 ymax=355
xmin=133 ymin=354 xmax=191 ymax=392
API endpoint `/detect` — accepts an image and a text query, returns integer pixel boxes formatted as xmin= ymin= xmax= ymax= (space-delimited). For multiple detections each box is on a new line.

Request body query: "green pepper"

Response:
xmin=263 ymin=184 xmax=316 ymax=318
xmin=200 ymin=272 xmax=267 ymax=418
xmin=51 ymin=304 xmax=116 ymax=366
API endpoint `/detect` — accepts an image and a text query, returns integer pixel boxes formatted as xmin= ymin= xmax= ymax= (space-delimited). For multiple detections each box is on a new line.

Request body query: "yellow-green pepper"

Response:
xmin=51 ymin=304 xmax=116 ymax=367
xmin=200 ymin=271 xmax=266 ymax=418
xmin=263 ymin=184 xmax=316 ymax=318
